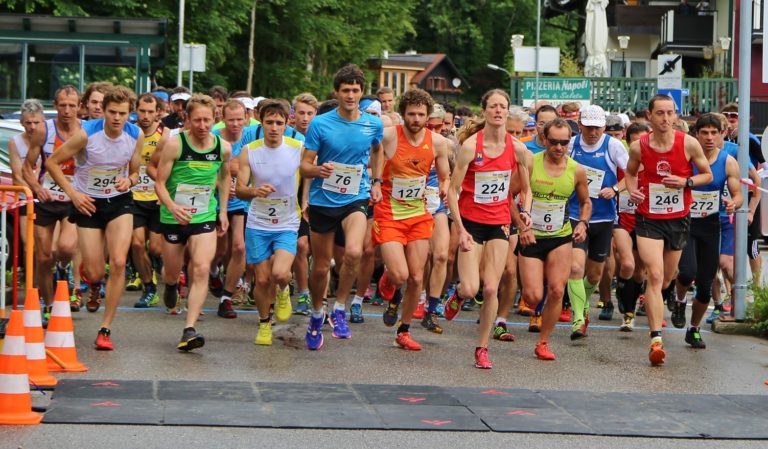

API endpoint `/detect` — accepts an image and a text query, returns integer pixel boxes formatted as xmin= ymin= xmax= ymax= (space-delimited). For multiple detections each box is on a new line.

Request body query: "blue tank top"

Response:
xmin=691 ymin=149 xmax=727 ymax=219
xmin=568 ymin=135 xmax=618 ymax=222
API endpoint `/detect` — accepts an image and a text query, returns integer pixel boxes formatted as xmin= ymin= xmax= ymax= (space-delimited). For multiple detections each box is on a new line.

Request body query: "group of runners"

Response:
xmin=6 ymin=63 xmax=761 ymax=369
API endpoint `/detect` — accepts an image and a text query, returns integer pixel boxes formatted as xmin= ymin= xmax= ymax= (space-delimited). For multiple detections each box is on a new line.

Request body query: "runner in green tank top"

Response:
xmin=155 ymin=94 xmax=232 ymax=352
xmin=518 ymin=118 xmax=591 ymax=362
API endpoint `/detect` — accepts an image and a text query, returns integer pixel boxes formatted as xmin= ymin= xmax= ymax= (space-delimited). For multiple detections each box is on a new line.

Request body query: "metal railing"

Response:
xmin=509 ymin=77 xmax=737 ymax=115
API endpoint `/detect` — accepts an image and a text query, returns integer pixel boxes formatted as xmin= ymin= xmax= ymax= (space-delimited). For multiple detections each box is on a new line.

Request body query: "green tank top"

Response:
xmin=160 ymin=131 xmax=223 ymax=225
xmin=529 ymin=152 xmax=577 ymax=238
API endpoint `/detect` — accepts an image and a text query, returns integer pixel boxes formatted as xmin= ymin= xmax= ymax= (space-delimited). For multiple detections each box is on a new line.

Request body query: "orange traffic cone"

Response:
xmin=45 ymin=281 xmax=87 ymax=373
xmin=0 ymin=309 xmax=42 ymax=425
xmin=23 ymin=289 xmax=57 ymax=388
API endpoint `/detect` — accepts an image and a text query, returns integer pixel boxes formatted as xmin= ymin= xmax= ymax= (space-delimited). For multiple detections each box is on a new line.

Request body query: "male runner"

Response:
xmin=155 ymin=94 xmax=231 ymax=351
xmin=300 ymin=64 xmax=383 ymax=349
xmin=43 ymin=85 xmax=142 ymax=350
xmin=625 ymin=94 xmax=712 ymax=366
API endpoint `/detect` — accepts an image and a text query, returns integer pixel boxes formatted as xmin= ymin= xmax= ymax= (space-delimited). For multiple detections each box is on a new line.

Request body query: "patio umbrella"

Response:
xmin=584 ymin=0 xmax=609 ymax=77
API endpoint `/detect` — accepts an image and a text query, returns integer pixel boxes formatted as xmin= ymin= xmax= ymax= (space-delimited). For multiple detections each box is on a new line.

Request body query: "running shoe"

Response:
xmin=473 ymin=290 xmax=484 ymax=305
xmin=86 ymin=283 xmax=101 ymax=312
xmin=619 ymin=313 xmax=635 ymax=332
xmin=209 ymin=271 xmax=224 ymax=297
xmin=217 ymin=299 xmax=238 ymax=319
xmin=461 ymin=298 xmax=475 ymax=311
xmin=95 ymin=328 xmax=114 ymax=351
xmin=177 ymin=327 xmax=205 ymax=351
xmin=363 ymin=285 xmax=375 ymax=303
xmin=99 ymin=282 xmax=105 ymax=299
xmin=558 ymin=306 xmax=572 ymax=323
xmin=370 ymin=295 xmax=385 ymax=307
xmin=598 ymin=301 xmax=614 ymax=321
xmin=722 ymin=301 xmax=732 ymax=313
xmin=395 ymin=331 xmax=422 ymax=351
xmin=474 ymin=347 xmax=493 ymax=369
xmin=178 ymin=271 xmax=189 ymax=299
xmin=412 ymin=302 xmax=426 ymax=319
xmin=671 ymin=301 xmax=687 ymax=329
xmin=126 ymin=273 xmax=142 ymax=291
xmin=378 ymin=270 xmax=396 ymax=302
xmin=421 ymin=313 xmax=443 ymax=334
xmin=382 ymin=302 xmax=400 ymax=327
xmin=350 ymin=303 xmax=365 ymax=323
xmin=535 ymin=341 xmax=556 ymax=360
xmin=528 ymin=313 xmax=542 ymax=333
xmin=705 ymin=306 xmax=722 ymax=324
xmin=520 ymin=301 xmax=536 ymax=318
xmin=570 ymin=322 xmax=588 ymax=340
xmin=255 ymin=321 xmax=272 ymax=346
xmin=596 ymin=300 xmax=605 ymax=309
xmin=305 ymin=315 xmax=324 ymax=350
xmin=70 ymin=289 xmax=82 ymax=312
xmin=493 ymin=323 xmax=516 ymax=341
xmin=295 ymin=292 xmax=311 ymax=316
xmin=636 ymin=294 xmax=647 ymax=316
xmin=436 ymin=295 xmax=446 ymax=317
xmin=443 ymin=291 xmax=461 ymax=321
xmin=328 ymin=309 xmax=351 ymax=339
xmin=275 ymin=287 xmax=292 ymax=321
xmin=684 ymin=327 xmax=706 ymax=349
xmin=649 ymin=340 xmax=666 ymax=366
xmin=134 ymin=288 xmax=159 ymax=308
xmin=231 ymin=282 xmax=250 ymax=307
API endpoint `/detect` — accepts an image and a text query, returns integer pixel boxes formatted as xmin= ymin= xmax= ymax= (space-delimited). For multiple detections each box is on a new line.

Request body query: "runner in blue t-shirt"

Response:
xmin=299 ymin=64 xmax=384 ymax=349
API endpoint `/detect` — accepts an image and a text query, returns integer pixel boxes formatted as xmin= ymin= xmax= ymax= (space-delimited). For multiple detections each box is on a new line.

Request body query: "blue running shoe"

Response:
xmin=705 ymin=306 xmax=722 ymax=324
xmin=294 ymin=292 xmax=310 ymax=316
xmin=99 ymin=282 xmax=106 ymax=299
xmin=306 ymin=315 xmax=324 ymax=350
xmin=350 ymin=303 xmax=364 ymax=323
xmin=328 ymin=309 xmax=351 ymax=339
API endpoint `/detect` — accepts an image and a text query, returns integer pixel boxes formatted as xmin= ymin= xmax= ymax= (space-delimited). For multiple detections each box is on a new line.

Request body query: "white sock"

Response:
xmin=220 ymin=295 xmax=230 ymax=304
xmin=311 ymin=308 xmax=324 ymax=319
xmin=333 ymin=301 xmax=346 ymax=312
xmin=495 ymin=317 xmax=507 ymax=326
xmin=352 ymin=295 xmax=363 ymax=306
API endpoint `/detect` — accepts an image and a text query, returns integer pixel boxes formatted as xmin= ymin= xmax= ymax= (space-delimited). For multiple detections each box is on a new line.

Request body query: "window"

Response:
xmin=383 ymin=71 xmax=390 ymax=87
xmin=610 ymin=60 xmax=647 ymax=77
xmin=400 ymin=73 xmax=406 ymax=94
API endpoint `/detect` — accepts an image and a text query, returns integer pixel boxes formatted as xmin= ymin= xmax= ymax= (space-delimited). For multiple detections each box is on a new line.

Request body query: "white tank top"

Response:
xmin=73 ymin=119 xmax=139 ymax=199
xmin=244 ymin=137 xmax=302 ymax=231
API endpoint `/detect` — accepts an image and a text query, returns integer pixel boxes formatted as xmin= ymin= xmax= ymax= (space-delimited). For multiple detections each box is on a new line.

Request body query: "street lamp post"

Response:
xmin=718 ymin=36 xmax=732 ymax=77
xmin=487 ymin=63 xmax=513 ymax=102
xmin=510 ymin=34 xmax=524 ymax=105
xmin=618 ymin=35 xmax=630 ymax=77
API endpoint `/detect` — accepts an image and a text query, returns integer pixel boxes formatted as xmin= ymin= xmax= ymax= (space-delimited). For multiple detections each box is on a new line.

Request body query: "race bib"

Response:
xmin=132 ymin=166 xmax=155 ymax=194
xmin=174 ymin=183 xmax=212 ymax=215
xmin=87 ymin=167 xmax=121 ymax=196
xmin=584 ymin=166 xmax=606 ymax=199
xmin=322 ymin=162 xmax=363 ymax=195
xmin=648 ymin=182 xmax=683 ymax=214
xmin=426 ymin=186 xmax=440 ymax=214
xmin=690 ymin=190 xmax=719 ymax=217
xmin=249 ymin=197 xmax=292 ymax=225
xmin=474 ymin=170 xmax=510 ymax=204
xmin=392 ymin=176 xmax=426 ymax=201
xmin=618 ymin=191 xmax=636 ymax=214
xmin=531 ymin=200 xmax=566 ymax=232
xmin=42 ymin=173 xmax=72 ymax=202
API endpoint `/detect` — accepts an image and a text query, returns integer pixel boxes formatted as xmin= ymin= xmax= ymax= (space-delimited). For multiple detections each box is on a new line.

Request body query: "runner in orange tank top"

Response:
xmin=371 ymin=88 xmax=451 ymax=351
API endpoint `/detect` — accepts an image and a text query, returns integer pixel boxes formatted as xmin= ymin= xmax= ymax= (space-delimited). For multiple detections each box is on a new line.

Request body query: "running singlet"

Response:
xmin=690 ymin=149 xmax=728 ymax=219
xmin=244 ymin=137 xmax=302 ymax=232
xmin=39 ymin=119 xmax=77 ymax=202
xmin=568 ymin=134 xmax=620 ymax=223
xmin=636 ymin=130 xmax=693 ymax=219
xmin=374 ymin=125 xmax=435 ymax=222
xmin=74 ymin=118 xmax=139 ymax=199
xmin=459 ymin=130 xmax=517 ymax=225
xmin=132 ymin=124 xmax=163 ymax=202
xmin=529 ymin=151 xmax=577 ymax=238
xmin=616 ymin=168 xmax=638 ymax=232
xmin=160 ymin=132 xmax=223 ymax=225
xmin=304 ymin=110 xmax=384 ymax=207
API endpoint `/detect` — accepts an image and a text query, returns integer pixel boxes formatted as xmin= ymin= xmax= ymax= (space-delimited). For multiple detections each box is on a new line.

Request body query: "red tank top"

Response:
xmin=636 ymin=130 xmax=693 ymax=219
xmin=616 ymin=169 xmax=637 ymax=232
xmin=459 ymin=130 xmax=517 ymax=225
xmin=374 ymin=125 xmax=434 ymax=222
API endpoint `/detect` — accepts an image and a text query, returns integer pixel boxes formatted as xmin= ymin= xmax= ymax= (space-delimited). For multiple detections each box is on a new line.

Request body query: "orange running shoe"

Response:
xmin=649 ymin=341 xmax=666 ymax=366
xmin=412 ymin=302 xmax=426 ymax=319
xmin=518 ymin=300 xmax=533 ymax=317
xmin=474 ymin=347 xmax=493 ymax=369
xmin=528 ymin=313 xmax=542 ymax=333
xmin=559 ymin=306 xmax=572 ymax=323
xmin=95 ymin=328 xmax=114 ymax=351
xmin=395 ymin=331 xmax=422 ymax=351
xmin=378 ymin=270 xmax=396 ymax=302
xmin=535 ymin=341 xmax=556 ymax=360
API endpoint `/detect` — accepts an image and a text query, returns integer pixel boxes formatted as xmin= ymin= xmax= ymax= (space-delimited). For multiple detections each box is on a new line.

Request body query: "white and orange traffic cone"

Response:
xmin=45 ymin=281 xmax=87 ymax=373
xmin=23 ymin=288 xmax=57 ymax=388
xmin=0 ymin=309 xmax=42 ymax=425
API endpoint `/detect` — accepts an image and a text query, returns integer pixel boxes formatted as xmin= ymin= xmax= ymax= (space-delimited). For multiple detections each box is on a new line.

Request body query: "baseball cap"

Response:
xmin=579 ymin=104 xmax=606 ymax=127
xmin=236 ymin=97 xmax=255 ymax=110
xmin=359 ymin=98 xmax=382 ymax=116
xmin=524 ymin=116 xmax=536 ymax=129
xmin=429 ymin=103 xmax=446 ymax=120
xmin=605 ymin=115 xmax=624 ymax=131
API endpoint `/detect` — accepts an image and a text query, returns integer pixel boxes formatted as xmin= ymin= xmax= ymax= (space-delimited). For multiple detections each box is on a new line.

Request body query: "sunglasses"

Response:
xmin=547 ymin=138 xmax=570 ymax=147
xmin=724 ymin=112 xmax=739 ymax=119
xmin=426 ymin=123 xmax=443 ymax=130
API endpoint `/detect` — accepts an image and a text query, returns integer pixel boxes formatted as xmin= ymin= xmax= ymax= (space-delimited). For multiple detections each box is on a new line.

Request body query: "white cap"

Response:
xmin=579 ymin=104 xmax=606 ymax=127
xmin=253 ymin=96 xmax=266 ymax=108
xmin=618 ymin=113 xmax=631 ymax=127
xmin=236 ymin=97 xmax=255 ymax=110
xmin=170 ymin=92 xmax=191 ymax=102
